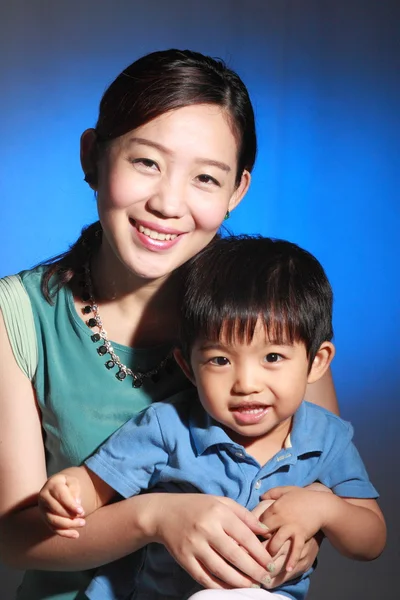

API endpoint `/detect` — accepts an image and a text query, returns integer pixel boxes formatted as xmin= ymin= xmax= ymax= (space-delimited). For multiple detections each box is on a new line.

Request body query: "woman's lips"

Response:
xmin=130 ymin=219 xmax=184 ymax=250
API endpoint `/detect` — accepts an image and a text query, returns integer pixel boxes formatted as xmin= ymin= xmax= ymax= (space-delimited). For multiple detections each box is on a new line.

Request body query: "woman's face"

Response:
xmin=91 ymin=104 xmax=250 ymax=282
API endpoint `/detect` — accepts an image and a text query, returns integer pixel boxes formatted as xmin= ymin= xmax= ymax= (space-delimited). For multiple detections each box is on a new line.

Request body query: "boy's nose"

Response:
xmin=231 ymin=366 xmax=264 ymax=396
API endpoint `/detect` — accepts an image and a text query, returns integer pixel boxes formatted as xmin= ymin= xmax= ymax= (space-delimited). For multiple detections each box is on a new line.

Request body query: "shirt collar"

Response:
xmin=189 ymin=399 xmax=326 ymax=458
xmin=189 ymin=403 xmax=243 ymax=456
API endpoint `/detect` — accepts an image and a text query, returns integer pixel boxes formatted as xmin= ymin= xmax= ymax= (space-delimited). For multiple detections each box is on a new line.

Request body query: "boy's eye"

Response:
xmin=209 ymin=356 xmax=230 ymax=366
xmin=265 ymin=353 xmax=283 ymax=363
xmin=197 ymin=174 xmax=220 ymax=186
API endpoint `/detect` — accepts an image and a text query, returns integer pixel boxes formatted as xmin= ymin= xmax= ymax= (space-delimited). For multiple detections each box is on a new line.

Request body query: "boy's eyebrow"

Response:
xmin=266 ymin=339 xmax=294 ymax=347
xmin=127 ymin=137 xmax=231 ymax=173
xmin=197 ymin=341 xmax=228 ymax=352
xmin=197 ymin=339 xmax=295 ymax=351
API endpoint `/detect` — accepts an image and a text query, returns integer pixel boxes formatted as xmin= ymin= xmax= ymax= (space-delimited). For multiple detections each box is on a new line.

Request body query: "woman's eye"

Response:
xmin=131 ymin=158 xmax=159 ymax=171
xmin=209 ymin=356 xmax=230 ymax=366
xmin=197 ymin=174 xmax=220 ymax=186
xmin=265 ymin=353 xmax=283 ymax=363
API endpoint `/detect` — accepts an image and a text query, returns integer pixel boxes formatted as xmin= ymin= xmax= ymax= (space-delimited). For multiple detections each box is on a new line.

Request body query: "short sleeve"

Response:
xmin=319 ymin=436 xmax=379 ymax=499
xmin=85 ymin=406 xmax=169 ymax=498
xmin=0 ymin=275 xmax=38 ymax=380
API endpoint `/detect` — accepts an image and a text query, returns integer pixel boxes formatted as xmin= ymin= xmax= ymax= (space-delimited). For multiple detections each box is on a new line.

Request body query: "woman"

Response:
xmin=0 ymin=49 xmax=338 ymax=600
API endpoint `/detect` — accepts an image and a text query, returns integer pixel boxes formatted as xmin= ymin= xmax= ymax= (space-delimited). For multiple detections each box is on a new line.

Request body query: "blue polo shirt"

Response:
xmin=85 ymin=390 xmax=378 ymax=600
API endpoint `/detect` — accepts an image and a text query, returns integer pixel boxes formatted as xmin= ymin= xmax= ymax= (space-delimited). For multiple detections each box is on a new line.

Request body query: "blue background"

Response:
xmin=0 ymin=1 xmax=399 ymax=598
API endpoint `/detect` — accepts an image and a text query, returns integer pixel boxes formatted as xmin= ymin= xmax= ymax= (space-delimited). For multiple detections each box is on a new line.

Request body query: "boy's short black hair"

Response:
xmin=179 ymin=235 xmax=333 ymax=368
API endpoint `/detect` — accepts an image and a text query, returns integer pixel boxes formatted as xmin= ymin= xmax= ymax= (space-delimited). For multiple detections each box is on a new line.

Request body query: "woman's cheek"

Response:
xmin=191 ymin=201 xmax=228 ymax=232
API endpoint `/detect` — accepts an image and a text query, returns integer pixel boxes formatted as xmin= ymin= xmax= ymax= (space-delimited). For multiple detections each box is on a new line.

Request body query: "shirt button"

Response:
xmin=254 ymin=480 xmax=262 ymax=490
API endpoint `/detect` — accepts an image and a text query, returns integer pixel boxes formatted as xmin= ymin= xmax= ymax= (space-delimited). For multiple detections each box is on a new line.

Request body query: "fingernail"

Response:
xmin=262 ymin=575 xmax=272 ymax=586
xmin=251 ymin=584 xmax=261 ymax=589
xmin=267 ymin=562 xmax=276 ymax=573
xmin=259 ymin=522 xmax=269 ymax=530
xmin=78 ymin=519 xmax=86 ymax=526
xmin=76 ymin=507 xmax=84 ymax=514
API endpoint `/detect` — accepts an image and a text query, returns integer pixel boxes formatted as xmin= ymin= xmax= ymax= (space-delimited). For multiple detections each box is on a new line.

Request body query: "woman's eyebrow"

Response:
xmin=128 ymin=137 xmax=231 ymax=173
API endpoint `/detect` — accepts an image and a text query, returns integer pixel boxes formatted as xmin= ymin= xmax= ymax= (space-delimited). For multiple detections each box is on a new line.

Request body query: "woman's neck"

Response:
xmin=87 ymin=242 xmax=181 ymax=348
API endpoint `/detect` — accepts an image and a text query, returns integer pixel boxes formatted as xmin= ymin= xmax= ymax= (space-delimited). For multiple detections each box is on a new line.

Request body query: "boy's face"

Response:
xmin=179 ymin=319 xmax=333 ymax=446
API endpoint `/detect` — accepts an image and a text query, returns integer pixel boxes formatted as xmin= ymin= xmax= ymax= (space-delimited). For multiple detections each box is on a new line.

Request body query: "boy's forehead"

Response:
xmin=196 ymin=318 xmax=296 ymax=348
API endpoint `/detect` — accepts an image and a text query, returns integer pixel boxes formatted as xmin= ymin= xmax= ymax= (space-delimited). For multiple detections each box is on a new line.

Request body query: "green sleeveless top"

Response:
xmin=0 ymin=266 xmax=191 ymax=600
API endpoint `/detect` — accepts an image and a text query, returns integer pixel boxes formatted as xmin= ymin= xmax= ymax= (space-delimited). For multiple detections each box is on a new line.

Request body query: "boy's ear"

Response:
xmin=173 ymin=349 xmax=196 ymax=386
xmin=307 ymin=341 xmax=335 ymax=384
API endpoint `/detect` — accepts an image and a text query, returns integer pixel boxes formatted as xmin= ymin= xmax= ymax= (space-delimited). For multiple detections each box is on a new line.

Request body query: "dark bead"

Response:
xmin=82 ymin=292 xmax=90 ymax=302
xmin=105 ymin=360 xmax=115 ymax=369
xmin=133 ymin=376 xmax=143 ymax=388
xmin=97 ymin=345 xmax=108 ymax=356
xmin=82 ymin=305 xmax=92 ymax=314
xmin=87 ymin=318 xmax=97 ymax=328
xmin=116 ymin=370 xmax=127 ymax=381
xmin=91 ymin=333 xmax=101 ymax=342
xmin=151 ymin=373 xmax=161 ymax=383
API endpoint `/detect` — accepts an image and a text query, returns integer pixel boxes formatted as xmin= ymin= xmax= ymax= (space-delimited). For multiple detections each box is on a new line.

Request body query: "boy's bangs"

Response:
xmin=196 ymin=295 xmax=303 ymax=348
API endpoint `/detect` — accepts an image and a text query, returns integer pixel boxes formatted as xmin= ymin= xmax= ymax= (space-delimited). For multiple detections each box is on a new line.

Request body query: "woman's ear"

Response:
xmin=173 ymin=349 xmax=196 ymax=386
xmin=307 ymin=341 xmax=335 ymax=384
xmin=80 ymin=128 xmax=99 ymax=190
xmin=228 ymin=170 xmax=251 ymax=212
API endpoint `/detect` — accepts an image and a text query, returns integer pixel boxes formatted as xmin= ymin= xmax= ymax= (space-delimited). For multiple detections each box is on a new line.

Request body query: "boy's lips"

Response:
xmin=230 ymin=404 xmax=271 ymax=425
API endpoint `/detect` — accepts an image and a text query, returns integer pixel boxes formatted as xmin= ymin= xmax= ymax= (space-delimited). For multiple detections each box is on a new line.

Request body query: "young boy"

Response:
xmin=38 ymin=236 xmax=386 ymax=600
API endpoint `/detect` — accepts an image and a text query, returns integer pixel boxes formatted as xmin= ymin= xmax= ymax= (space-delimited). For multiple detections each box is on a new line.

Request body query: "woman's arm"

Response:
xmin=0 ymin=313 xmax=272 ymax=589
xmin=304 ymin=368 xmax=339 ymax=415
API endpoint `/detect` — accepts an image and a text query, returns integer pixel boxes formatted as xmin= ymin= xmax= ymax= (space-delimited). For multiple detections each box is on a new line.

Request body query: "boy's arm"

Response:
xmin=64 ymin=466 xmax=117 ymax=515
xmin=261 ymin=488 xmax=386 ymax=567
xmin=321 ymin=495 xmax=386 ymax=560
xmin=39 ymin=466 xmax=117 ymax=536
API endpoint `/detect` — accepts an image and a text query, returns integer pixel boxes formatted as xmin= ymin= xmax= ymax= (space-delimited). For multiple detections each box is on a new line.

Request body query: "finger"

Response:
xmin=39 ymin=493 xmax=75 ymax=519
xmin=260 ymin=486 xmax=298 ymax=501
xmin=268 ymin=526 xmax=296 ymax=557
xmin=52 ymin=483 xmax=84 ymax=515
xmin=222 ymin=518 xmax=273 ymax=572
xmin=54 ymin=528 xmax=80 ymax=539
xmin=251 ymin=499 xmax=275 ymax=521
xmin=45 ymin=512 xmax=86 ymax=531
xmin=188 ymin=546 xmax=268 ymax=589
xmin=220 ymin=498 xmax=270 ymax=536
xmin=286 ymin=534 xmax=306 ymax=573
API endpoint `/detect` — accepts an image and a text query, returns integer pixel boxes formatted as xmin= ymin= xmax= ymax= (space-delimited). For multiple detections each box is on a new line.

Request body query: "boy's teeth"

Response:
xmin=238 ymin=407 xmax=265 ymax=414
xmin=138 ymin=224 xmax=177 ymax=241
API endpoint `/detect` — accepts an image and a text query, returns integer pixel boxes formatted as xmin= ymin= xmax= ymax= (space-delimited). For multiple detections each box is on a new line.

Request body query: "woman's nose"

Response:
xmin=147 ymin=177 xmax=186 ymax=219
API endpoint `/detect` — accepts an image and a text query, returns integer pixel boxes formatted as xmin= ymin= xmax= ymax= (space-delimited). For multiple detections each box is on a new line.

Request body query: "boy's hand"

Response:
xmin=259 ymin=487 xmax=326 ymax=573
xmin=38 ymin=474 xmax=86 ymax=538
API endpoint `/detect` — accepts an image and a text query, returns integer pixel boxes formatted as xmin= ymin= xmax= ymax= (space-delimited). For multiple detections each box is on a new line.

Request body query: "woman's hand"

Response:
xmin=147 ymin=493 xmax=273 ymax=589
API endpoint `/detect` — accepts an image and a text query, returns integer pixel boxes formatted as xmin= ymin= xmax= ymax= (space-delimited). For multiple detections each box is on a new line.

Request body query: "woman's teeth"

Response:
xmin=138 ymin=224 xmax=178 ymax=241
